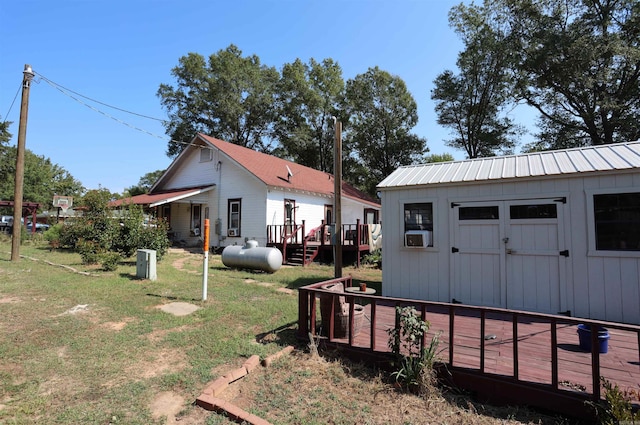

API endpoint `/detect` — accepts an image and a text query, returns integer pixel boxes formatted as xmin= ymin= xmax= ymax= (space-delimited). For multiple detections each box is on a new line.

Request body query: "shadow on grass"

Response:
xmin=256 ymin=321 xmax=300 ymax=348
xmin=145 ymin=292 xmax=202 ymax=303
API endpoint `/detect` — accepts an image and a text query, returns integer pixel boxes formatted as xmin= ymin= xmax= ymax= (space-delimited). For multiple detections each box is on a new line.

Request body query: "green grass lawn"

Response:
xmin=0 ymin=237 xmax=382 ymax=424
xmin=0 ymin=237 xmax=570 ymax=425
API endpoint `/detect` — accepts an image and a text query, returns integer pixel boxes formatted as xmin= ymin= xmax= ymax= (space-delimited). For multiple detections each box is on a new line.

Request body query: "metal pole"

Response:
xmin=202 ymin=219 xmax=210 ymax=301
xmin=11 ymin=65 xmax=35 ymax=262
xmin=333 ymin=119 xmax=343 ymax=278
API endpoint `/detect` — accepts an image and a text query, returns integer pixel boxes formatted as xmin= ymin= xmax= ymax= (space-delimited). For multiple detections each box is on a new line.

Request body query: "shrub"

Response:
xmin=60 ymin=191 xmax=170 ymax=262
xmin=592 ymin=378 xmax=640 ymax=424
xmin=387 ymin=306 xmax=440 ymax=393
xmin=362 ymin=249 xmax=382 ymax=268
xmin=100 ymin=252 xmax=121 ymax=271
xmin=76 ymin=239 xmax=101 ymax=265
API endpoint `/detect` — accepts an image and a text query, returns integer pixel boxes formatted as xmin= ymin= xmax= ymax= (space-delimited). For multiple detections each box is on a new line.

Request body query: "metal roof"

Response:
xmin=378 ymin=141 xmax=640 ymax=189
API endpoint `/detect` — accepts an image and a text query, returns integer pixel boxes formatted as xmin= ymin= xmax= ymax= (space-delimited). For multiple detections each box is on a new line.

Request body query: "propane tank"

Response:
xmin=221 ymin=240 xmax=283 ymax=273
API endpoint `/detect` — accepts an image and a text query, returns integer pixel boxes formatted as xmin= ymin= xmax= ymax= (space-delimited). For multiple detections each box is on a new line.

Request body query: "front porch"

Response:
xmin=297 ymin=276 xmax=640 ymax=421
xmin=267 ymin=220 xmax=380 ymax=267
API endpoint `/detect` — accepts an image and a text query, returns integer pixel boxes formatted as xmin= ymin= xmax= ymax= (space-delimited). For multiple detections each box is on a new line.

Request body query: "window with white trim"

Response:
xmin=227 ymin=199 xmax=241 ymax=237
xmin=404 ymin=202 xmax=433 ymax=247
xmin=200 ymin=148 xmax=213 ymax=162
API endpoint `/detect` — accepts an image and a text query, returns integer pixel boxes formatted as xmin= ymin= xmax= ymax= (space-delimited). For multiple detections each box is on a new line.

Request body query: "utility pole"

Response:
xmin=11 ymin=64 xmax=35 ymax=262
xmin=333 ymin=118 xmax=343 ymax=278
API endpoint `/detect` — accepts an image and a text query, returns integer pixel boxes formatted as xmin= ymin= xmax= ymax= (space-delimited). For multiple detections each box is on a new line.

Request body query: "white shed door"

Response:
xmin=452 ymin=199 xmax=566 ymax=314
xmin=451 ymin=202 xmax=505 ymax=308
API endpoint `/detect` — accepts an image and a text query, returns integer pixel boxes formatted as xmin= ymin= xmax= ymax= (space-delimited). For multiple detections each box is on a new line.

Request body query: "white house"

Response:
xmin=115 ymin=134 xmax=380 ymax=259
xmin=377 ymin=141 xmax=640 ymax=325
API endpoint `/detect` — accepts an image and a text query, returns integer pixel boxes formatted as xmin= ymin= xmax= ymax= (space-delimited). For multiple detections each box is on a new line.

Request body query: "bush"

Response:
xmin=592 ymin=378 xmax=640 ymax=424
xmin=100 ymin=252 xmax=121 ymax=271
xmin=76 ymin=239 xmax=101 ymax=265
xmin=59 ymin=191 xmax=170 ymax=262
xmin=362 ymin=249 xmax=382 ymax=268
xmin=387 ymin=306 xmax=440 ymax=393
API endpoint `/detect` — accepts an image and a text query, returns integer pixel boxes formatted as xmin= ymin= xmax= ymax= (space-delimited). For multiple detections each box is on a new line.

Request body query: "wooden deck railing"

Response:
xmin=298 ymin=277 xmax=640 ymax=408
xmin=268 ymin=221 xmax=373 ymax=266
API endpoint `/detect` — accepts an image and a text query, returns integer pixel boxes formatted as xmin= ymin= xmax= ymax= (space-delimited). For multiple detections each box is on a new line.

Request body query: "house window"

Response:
xmin=200 ymin=148 xmax=213 ymax=162
xmin=364 ymin=208 xmax=379 ymax=224
xmin=594 ymin=192 xmax=640 ymax=251
xmin=228 ymin=199 xmax=241 ymax=237
xmin=160 ymin=205 xmax=171 ymax=228
xmin=191 ymin=204 xmax=201 ymax=236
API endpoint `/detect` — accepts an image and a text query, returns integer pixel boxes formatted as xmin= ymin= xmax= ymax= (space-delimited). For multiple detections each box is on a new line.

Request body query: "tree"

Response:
xmin=432 ymin=3 xmax=521 ymax=158
xmin=125 ymin=169 xmax=165 ymax=196
xmin=423 ymin=153 xmax=455 ymax=163
xmin=502 ymin=0 xmax=640 ymax=149
xmin=158 ymin=45 xmax=280 ymax=157
xmin=0 ymin=146 xmax=84 ymax=207
xmin=0 ymin=118 xmax=11 ymax=147
xmin=345 ymin=67 xmax=428 ymax=195
xmin=274 ymin=58 xmax=345 ymax=173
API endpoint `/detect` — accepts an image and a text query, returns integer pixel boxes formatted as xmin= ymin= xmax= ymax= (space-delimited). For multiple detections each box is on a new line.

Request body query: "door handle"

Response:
xmin=506 ymin=249 xmax=515 ymax=254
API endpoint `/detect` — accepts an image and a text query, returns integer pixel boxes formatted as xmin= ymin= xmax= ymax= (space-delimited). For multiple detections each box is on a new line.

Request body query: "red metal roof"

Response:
xmin=197 ymin=134 xmax=379 ymax=207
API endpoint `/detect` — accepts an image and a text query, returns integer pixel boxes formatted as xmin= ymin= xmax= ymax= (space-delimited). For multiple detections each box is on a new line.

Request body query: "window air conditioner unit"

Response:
xmin=405 ymin=230 xmax=432 ymax=248
xmin=228 ymin=228 xmax=238 ymax=237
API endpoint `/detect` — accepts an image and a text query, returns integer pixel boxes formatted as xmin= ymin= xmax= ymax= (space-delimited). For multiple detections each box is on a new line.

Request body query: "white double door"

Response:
xmin=451 ymin=198 xmax=567 ymax=314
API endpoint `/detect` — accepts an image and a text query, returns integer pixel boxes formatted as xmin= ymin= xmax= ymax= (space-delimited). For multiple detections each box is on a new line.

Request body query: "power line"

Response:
xmin=34 ymin=71 xmax=165 ymax=122
xmin=33 ymin=70 xmax=206 ymax=151
xmin=2 ymin=82 xmax=22 ymax=123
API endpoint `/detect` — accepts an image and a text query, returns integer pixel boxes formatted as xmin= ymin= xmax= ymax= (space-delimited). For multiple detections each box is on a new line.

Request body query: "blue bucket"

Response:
xmin=577 ymin=324 xmax=610 ymax=353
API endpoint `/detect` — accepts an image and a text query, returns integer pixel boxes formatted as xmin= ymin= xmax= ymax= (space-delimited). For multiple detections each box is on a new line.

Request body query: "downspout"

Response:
xmin=216 ymin=158 xmax=223 ymax=247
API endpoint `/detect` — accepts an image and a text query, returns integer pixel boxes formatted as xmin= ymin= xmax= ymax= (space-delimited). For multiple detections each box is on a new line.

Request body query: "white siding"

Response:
xmin=217 ymin=159 xmax=266 ymax=246
xmin=381 ymin=170 xmax=640 ymax=325
xmin=163 ymin=148 xmax=218 ymax=189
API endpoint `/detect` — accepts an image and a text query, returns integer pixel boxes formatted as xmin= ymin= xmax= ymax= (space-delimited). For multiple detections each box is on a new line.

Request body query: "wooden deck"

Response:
xmin=298 ymin=277 xmax=640 ymax=420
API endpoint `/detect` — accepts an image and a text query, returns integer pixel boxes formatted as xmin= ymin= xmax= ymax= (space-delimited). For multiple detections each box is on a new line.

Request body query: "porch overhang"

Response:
xmin=111 ymin=185 xmax=216 ymax=208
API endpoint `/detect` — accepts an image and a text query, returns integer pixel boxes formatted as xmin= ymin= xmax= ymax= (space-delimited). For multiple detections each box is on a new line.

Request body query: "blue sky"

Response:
xmin=1 ymin=0 xmax=528 ymax=195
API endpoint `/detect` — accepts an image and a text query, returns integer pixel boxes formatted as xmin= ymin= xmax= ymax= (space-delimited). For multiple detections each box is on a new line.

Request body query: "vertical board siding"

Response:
xmin=381 ymin=171 xmax=640 ymax=324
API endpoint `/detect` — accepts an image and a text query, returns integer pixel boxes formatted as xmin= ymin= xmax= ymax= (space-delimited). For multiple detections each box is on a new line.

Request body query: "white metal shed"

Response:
xmin=378 ymin=141 xmax=640 ymax=325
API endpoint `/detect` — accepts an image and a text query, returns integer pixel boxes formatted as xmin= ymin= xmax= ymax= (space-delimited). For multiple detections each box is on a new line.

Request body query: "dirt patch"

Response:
xmin=0 ymin=296 xmax=20 ymax=304
xmin=139 ymin=347 xmax=188 ymax=380
xmin=150 ymin=391 xmax=184 ymax=422
xmin=171 ymin=254 xmax=201 ymax=274
xmin=146 ymin=325 xmax=193 ymax=344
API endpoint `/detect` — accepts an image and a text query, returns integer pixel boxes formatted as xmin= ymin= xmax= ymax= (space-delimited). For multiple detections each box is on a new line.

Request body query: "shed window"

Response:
xmin=510 ymin=204 xmax=557 ymax=219
xmin=404 ymin=203 xmax=433 ymax=231
xmin=594 ymin=192 xmax=640 ymax=251
xmin=459 ymin=206 xmax=499 ymax=220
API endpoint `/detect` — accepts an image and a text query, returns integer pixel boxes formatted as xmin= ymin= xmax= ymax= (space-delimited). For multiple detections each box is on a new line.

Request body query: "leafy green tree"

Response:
xmin=60 ymin=189 xmax=170 ymax=262
xmin=432 ymin=3 xmax=521 ymax=158
xmin=0 ymin=118 xmax=11 ymax=147
xmin=423 ymin=153 xmax=455 ymax=163
xmin=158 ymin=45 xmax=280 ymax=157
xmin=0 ymin=147 xmax=84 ymax=207
xmin=274 ymin=58 xmax=345 ymax=173
xmin=125 ymin=169 xmax=165 ymax=196
xmin=345 ymin=67 xmax=427 ymax=195
xmin=502 ymin=0 xmax=640 ymax=148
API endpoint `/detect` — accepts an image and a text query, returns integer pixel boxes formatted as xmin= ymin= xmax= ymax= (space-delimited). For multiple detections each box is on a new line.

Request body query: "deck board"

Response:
xmin=322 ymin=300 xmax=640 ymax=400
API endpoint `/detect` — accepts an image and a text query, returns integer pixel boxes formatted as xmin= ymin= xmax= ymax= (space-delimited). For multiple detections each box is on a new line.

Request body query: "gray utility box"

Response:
xmin=136 ymin=249 xmax=157 ymax=281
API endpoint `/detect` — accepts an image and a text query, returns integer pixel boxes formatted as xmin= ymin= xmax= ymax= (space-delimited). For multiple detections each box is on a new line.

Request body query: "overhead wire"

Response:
xmin=35 ymin=72 xmax=165 ymax=122
xmin=32 ymin=70 xmax=206 ymax=151
xmin=2 ymin=82 xmax=22 ymax=123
